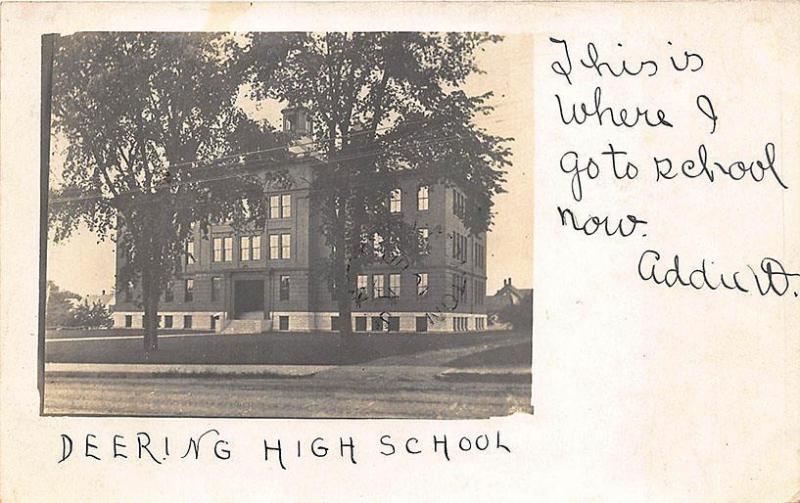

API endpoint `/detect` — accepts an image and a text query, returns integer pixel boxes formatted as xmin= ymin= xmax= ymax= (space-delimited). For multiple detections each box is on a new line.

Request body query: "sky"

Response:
xmin=46 ymin=34 xmax=534 ymax=297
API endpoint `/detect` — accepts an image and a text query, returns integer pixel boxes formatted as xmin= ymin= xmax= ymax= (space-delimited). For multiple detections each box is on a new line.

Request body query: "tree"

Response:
xmin=45 ymin=281 xmax=81 ymax=328
xmin=72 ymin=299 xmax=114 ymax=328
xmin=497 ymin=292 xmax=533 ymax=331
xmin=245 ymin=32 xmax=511 ymax=335
xmin=49 ymin=33 xmax=292 ymax=354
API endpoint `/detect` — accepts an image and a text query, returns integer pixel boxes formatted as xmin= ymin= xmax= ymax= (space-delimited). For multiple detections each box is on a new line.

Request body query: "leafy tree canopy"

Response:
xmin=243 ymin=32 xmax=512 ymax=334
xmin=48 ymin=32 xmax=293 ymax=350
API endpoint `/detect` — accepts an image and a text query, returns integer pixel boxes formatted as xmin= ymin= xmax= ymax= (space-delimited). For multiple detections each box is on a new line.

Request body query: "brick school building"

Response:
xmin=112 ymin=107 xmax=488 ymax=333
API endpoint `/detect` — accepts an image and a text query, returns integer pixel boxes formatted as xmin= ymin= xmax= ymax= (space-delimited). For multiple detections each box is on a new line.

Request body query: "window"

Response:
xmin=184 ymin=278 xmax=194 ymax=302
xmin=224 ymin=237 xmax=233 ymax=262
xmin=184 ymin=315 xmax=192 ymax=329
xmin=281 ymin=233 xmax=291 ymax=259
xmin=416 ymin=316 xmax=428 ymax=332
xmin=164 ymin=315 xmax=173 ymax=329
xmin=240 ymin=235 xmax=261 ymax=261
xmin=389 ymin=274 xmax=400 ymax=298
xmin=357 ymin=275 xmax=369 ymax=301
xmin=270 ymin=195 xmax=280 ymax=219
xmin=213 ymin=237 xmax=223 ymax=262
xmin=280 ymin=275 xmax=290 ymax=301
xmin=474 ymin=242 xmax=485 ymax=269
xmin=474 ymin=280 xmax=485 ymax=305
xmin=279 ymin=315 xmax=289 ymax=330
xmin=240 ymin=236 xmax=250 ymax=261
xmin=451 ymin=232 xmax=468 ymax=262
xmin=213 ymin=237 xmax=233 ymax=262
xmin=210 ymin=315 xmax=217 ymax=330
xmin=270 ymin=194 xmax=291 ymax=219
xmin=419 ymin=228 xmax=429 ymax=254
xmin=269 ymin=234 xmax=280 ymax=259
xmin=371 ymin=232 xmax=384 ymax=256
xmin=164 ymin=281 xmax=174 ymax=303
xmin=453 ymin=189 xmax=466 ymax=218
xmin=417 ymin=185 xmax=429 ymax=211
xmin=124 ymin=315 xmax=132 ymax=328
xmin=371 ymin=316 xmax=384 ymax=332
xmin=416 ymin=273 xmax=428 ymax=296
xmin=331 ymin=316 xmax=340 ymax=331
xmin=185 ymin=240 xmax=195 ymax=265
xmin=281 ymin=194 xmax=291 ymax=218
xmin=388 ymin=316 xmax=400 ymax=332
xmin=389 ymin=188 xmax=402 ymax=213
xmin=211 ymin=277 xmax=222 ymax=302
xmin=372 ymin=275 xmax=385 ymax=299
xmin=268 ymin=233 xmax=290 ymax=259
xmin=451 ymin=274 xmax=465 ymax=303
xmin=355 ymin=316 xmax=367 ymax=332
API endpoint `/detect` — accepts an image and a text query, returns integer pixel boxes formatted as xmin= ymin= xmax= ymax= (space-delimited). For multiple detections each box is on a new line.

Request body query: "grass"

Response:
xmin=45 ymin=328 xmax=207 ymax=339
xmin=45 ymin=328 xmax=531 ymax=366
xmin=445 ymin=342 xmax=532 ymax=368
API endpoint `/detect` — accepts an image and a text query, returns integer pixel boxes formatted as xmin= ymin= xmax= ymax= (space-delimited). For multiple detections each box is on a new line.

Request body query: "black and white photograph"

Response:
xmin=3 ymin=2 xmax=800 ymax=501
xmin=41 ymin=31 xmax=534 ymax=419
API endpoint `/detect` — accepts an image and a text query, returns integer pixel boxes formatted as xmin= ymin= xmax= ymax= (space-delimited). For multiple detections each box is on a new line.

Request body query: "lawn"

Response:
xmin=444 ymin=341 xmax=532 ymax=368
xmin=45 ymin=328 xmax=531 ymax=366
xmin=45 ymin=328 xmax=206 ymax=339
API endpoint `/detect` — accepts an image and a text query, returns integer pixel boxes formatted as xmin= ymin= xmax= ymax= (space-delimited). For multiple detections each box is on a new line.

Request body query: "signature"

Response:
xmin=638 ymin=249 xmax=800 ymax=297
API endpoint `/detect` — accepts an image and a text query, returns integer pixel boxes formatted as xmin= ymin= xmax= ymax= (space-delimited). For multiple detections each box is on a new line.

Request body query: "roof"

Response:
xmin=484 ymin=281 xmax=532 ymax=313
xmin=80 ymin=292 xmax=116 ymax=306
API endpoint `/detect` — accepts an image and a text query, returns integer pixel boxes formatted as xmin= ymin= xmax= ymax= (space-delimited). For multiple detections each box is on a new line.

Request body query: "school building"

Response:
xmin=112 ymin=107 xmax=488 ymax=333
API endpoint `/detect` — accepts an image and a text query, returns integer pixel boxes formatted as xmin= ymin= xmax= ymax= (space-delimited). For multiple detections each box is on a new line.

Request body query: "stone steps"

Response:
xmin=221 ymin=319 xmax=269 ymax=335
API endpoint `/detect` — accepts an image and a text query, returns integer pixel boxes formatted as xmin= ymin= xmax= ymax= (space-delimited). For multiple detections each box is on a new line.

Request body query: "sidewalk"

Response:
xmin=44 ymin=362 xmax=331 ymax=378
xmin=44 ymin=362 xmax=530 ymax=381
xmin=436 ymin=366 xmax=531 ymax=383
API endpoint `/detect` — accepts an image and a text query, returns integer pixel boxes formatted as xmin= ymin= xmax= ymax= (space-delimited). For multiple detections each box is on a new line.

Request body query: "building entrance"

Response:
xmin=234 ymin=279 xmax=265 ymax=318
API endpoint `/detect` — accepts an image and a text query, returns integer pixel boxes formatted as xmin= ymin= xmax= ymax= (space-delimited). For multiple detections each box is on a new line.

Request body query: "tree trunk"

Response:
xmin=141 ymin=271 xmax=159 ymax=355
xmin=336 ymin=289 xmax=353 ymax=337
xmin=334 ymin=229 xmax=353 ymax=337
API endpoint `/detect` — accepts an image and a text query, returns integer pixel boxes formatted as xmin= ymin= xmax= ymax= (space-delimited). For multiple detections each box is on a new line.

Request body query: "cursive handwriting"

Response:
xmin=638 ymin=250 xmax=800 ymax=297
xmin=550 ymin=37 xmax=704 ymax=85
xmin=556 ymin=86 xmax=673 ymax=129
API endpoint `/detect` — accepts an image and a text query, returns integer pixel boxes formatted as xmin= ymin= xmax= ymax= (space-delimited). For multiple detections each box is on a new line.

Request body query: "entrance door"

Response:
xmin=234 ymin=280 xmax=265 ymax=318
